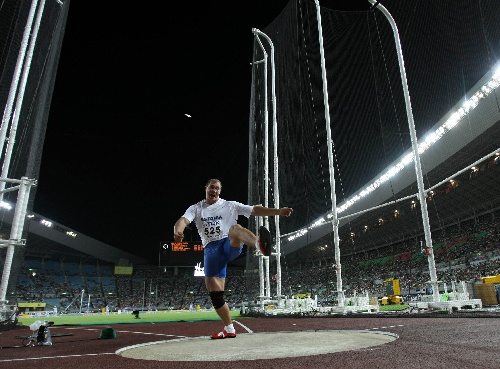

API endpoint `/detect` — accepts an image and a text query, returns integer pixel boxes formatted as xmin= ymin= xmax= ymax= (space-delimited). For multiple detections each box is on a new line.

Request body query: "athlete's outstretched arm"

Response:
xmin=251 ymin=205 xmax=293 ymax=217
xmin=173 ymin=217 xmax=190 ymax=242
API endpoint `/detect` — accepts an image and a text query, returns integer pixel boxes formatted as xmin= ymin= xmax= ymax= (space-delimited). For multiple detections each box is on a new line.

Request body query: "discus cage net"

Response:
xmin=245 ymin=0 xmax=500 ymax=310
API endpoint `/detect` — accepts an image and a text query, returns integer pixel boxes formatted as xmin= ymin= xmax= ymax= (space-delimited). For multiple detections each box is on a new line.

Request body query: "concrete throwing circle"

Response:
xmin=116 ymin=330 xmax=398 ymax=361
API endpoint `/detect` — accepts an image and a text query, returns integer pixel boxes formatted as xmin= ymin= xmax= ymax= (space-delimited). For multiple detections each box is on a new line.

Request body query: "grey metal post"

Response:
xmin=314 ymin=0 xmax=344 ymax=306
xmin=0 ymin=0 xmax=47 ymax=196
xmin=0 ymin=0 xmax=39 ymax=163
xmin=368 ymin=0 xmax=439 ymax=301
xmin=253 ymin=28 xmax=282 ymax=303
xmin=79 ymin=289 xmax=84 ymax=314
xmin=0 ymin=177 xmax=34 ymax=304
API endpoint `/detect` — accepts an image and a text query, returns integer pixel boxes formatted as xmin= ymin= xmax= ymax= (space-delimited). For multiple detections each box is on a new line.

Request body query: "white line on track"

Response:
xmin=0 ymin=353 xmax=116 ymax=363
xmin=115 ymin=330 xmax=181 ymax=337
xmin=370 ymin=324 xmax=405 ymax=330
xmin=233 ymin=319 xmax=253 ymax=333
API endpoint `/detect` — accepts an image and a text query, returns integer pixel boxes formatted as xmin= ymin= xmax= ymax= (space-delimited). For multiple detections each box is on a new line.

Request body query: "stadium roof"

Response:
xmin=0 ymin=205 xmax=148 ymax=265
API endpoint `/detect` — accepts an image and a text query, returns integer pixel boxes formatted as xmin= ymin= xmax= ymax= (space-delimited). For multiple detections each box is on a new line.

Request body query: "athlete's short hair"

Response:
xmin=205 ymin=178 xmax=222 ymax=189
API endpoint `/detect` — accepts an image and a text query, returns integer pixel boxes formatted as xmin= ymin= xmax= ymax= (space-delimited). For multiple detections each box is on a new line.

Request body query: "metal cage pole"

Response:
xmin=314 ymin=0 xmax=344 ymax=306
xmin=0 ymin=177 xmax=35 ymax=305
xmin=253 ymin=28 xmax=282 ymax=303
xmin=0 ymin=0 xmax=47 ymax=196
xmin=0 ymin=0 xmax=39 ymax=162
xmin=368 ymin=0 xmax=439 ymax=301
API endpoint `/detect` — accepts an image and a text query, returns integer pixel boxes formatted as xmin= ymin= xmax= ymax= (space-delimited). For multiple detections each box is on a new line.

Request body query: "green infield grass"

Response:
xmin=18 ymin=309 xmax=241 ymax=326
xmin=17 ymin=304 xmax=408 ymax=326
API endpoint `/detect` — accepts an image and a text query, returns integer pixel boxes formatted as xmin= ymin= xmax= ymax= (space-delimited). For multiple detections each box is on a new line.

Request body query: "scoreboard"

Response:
xmin=161 ymin=241 xmax=204 ymax=266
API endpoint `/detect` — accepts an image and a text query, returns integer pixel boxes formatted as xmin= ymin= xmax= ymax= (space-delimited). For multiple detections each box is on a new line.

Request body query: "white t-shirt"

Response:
xmin=182 ymin=198 xmax=253 ymax=247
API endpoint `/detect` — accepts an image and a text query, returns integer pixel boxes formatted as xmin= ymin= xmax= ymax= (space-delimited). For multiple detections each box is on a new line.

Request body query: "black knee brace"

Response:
xmin=209 ymin=291 xmax=225 ymax=309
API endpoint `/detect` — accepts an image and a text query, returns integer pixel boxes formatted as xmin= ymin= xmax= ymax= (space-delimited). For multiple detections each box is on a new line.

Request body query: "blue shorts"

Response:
xmin=204 ymin=238 xmax=243 ymax=278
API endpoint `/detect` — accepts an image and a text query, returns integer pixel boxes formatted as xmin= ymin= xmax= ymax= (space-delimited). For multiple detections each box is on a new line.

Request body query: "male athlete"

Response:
xmin=173 ymin=178 xmax=293 ymax=338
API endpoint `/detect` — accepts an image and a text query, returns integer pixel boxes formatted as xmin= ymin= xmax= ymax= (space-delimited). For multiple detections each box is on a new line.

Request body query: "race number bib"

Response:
xmin=201 ymin=215 xmax=223 ymax=240
xmin=203 ymin=224 xmax=221 ymax=239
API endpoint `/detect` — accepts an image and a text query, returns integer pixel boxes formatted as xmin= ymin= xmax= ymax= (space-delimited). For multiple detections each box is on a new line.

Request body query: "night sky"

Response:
xmin=32 ymin=0 xmax=371 ymax=262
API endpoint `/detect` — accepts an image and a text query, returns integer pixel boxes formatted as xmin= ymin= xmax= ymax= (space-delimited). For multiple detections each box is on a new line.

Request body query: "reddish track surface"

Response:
xmin=1 ymin=315 xmax=499 ymax=368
